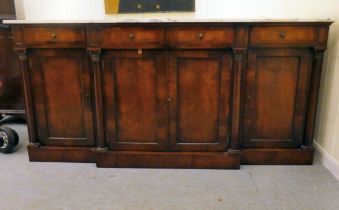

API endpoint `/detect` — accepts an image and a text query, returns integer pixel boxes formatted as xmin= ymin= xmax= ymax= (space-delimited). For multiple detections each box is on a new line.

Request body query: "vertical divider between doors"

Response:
xmin=230 ymin=25 xmax=248 ymax=152
xmin=87 ymin=24 xmax=108 ymax=152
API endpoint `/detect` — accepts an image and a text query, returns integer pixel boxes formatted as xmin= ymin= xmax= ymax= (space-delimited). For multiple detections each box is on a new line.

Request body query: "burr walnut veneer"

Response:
xmin=9 ymin=21 xmax=331 ymax=168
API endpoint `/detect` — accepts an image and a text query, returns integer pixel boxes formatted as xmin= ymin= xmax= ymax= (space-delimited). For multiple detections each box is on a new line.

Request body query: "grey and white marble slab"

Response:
xmin=3 ymin=13 xmax=334 ymax=24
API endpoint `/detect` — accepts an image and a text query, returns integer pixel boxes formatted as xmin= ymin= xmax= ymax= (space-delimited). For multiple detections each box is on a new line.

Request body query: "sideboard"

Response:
xmin=6 ymin=20 xmax=332 ymax=168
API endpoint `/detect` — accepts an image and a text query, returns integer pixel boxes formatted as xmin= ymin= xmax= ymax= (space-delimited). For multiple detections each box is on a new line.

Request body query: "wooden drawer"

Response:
xmin=99 ymin=27 xmax=164 ymax=48
xmin=23 ymin=27 xmax=86 ymax=47
xmin=250 ymin=26 xmax=317 ymax=45
xmin=167 ymin=27 xmax=234 ymax=48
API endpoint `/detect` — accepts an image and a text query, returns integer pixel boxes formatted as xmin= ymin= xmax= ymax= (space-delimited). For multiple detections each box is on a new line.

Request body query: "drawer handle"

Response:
xmin=128 ymin=33 xmax=135 ymax=40
xmin=51 ymin=32 xmax=58 ymax=41
xmin=280 ymin=32 xmax=286 ymax=38
xmin=197 ymin=32 xmax=204 ymax=40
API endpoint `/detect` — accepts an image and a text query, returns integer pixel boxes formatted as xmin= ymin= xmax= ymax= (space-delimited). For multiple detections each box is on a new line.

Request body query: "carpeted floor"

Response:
xmin=0 ymin=123 xmax=339 ymax=210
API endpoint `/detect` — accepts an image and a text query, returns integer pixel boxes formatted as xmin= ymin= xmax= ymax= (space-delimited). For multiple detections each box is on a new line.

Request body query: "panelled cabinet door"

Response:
xmin=30 ymin=50 xmax=95 ymax=146
xmin=168 ymin=51 xmax=232 ymax=152
xmin=103 ymin=50 xmax=167 ymax=151
xmin=243 ymin=49 xmax=312 ymax=148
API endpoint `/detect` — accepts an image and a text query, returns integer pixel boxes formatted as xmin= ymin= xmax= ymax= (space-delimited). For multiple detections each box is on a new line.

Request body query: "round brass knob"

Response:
xmin=156 ymin=4 xmax=161 ymax=10
xmin=51 ymin=32 xmax=57 ymax=40
xmin=280 ymin=32 xmax=286 ymax=38
xmin=137 ymin=4 xmax=142 ymax=9
xmin=128 ymin=33 xmax=135 ymax=40
xmin=197 ymin=32 xmax=204 ymax=40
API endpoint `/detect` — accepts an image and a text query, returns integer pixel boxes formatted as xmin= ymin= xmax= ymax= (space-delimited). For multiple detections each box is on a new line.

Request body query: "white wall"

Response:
xmin=15 ymin=0 xmax=339 ymax=20
xmin=14 ymin=0 xmax=339 ymax=168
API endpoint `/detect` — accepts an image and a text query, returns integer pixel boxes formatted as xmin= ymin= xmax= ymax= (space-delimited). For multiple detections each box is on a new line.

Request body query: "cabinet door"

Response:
xmin=30 ymin=50 xmax=95 ymax=146
xmin=243 ymin=49 xmax=312 ymax=148
xmin=103 ymin=50 xmax=167 ymax=151
xmin=168 ymin=51 xmax=232 ymax=151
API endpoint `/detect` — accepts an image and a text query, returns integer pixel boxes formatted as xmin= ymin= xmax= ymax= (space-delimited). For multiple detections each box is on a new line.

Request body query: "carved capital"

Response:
xmin=312 ymin=47 xmax=325 ymax=60
xmin=314 ymin=51 xmax=324 ymax=60
xmin=88 ymin=48 xmax=102 ymax=62
xmin=15 ymin=48 xmax=28 ymax=61
xmin=314 ymin=53 xmax=323 ymax=60
xmin=232 ymin=48 xmax=247 ymax=61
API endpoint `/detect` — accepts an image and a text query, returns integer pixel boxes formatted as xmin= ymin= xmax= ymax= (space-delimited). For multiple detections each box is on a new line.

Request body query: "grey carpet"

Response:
xmin=0 ymin=123 xmax=338 ymax=210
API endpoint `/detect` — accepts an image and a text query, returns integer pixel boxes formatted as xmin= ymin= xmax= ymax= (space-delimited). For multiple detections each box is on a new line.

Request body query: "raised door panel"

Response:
xmin=168 ymin=51 xmax=232 ymax=152
xmin=103 ymin=50 xmax=167 ymax=151
xmin=243 ymin=49 xmax=312 ymax=148
xmin=30 ymin=50 xmax=94 ymax=146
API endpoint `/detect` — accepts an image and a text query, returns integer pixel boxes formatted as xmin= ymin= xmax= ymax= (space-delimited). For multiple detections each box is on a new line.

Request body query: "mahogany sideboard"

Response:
xmin=7 ymin=21 xmax=332 ymax=169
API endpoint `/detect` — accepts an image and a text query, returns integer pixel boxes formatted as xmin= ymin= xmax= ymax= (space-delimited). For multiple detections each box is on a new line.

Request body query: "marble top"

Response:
xmin=3 ymin=13 xmax=334 ymax=24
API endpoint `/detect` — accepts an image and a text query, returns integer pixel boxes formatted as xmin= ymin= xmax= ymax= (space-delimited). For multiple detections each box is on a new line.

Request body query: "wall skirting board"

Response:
xmin=314 ymin=142 xmax=339 ymax=181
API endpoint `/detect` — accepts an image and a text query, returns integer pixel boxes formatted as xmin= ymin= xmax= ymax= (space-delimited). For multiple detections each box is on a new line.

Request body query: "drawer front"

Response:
xmin=250 ymin=26 xmax=317 ymax=45
xmin=23 ymin=27 xmax=86 ymax=47
xmin=99 ymin=27 xmax=164 ymax=48
xmin=167 ymin=27 xmax=234 ymax=48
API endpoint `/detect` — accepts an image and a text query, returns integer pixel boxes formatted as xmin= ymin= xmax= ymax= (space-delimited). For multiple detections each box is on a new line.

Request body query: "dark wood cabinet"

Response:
xmin=29 ymin=50 xmax=94 ymax=146
xmin=8 ymin=21 xmax=332 ymax=169
xmin=243 ymin=48 xmax=312 ymax=148
xmin=0 ymin=21 xmax=25 ymax=119
xmin=0 ymin=25 xmax=24 ymax=114
xmin=168 ymin=50 xmax=232 ymax=152
xmin=0 ymin=0 xmax=25 ymax=118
